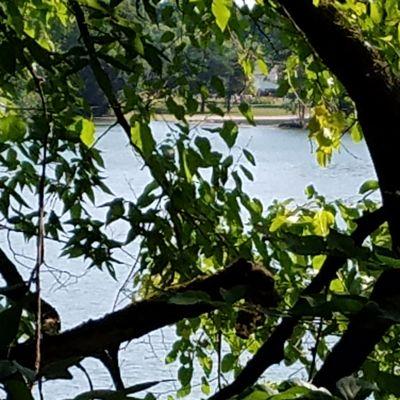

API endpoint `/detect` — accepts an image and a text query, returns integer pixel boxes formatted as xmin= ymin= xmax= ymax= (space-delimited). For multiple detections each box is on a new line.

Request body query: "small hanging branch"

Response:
xmin=24 ymin=60 xmax=52 ymax=375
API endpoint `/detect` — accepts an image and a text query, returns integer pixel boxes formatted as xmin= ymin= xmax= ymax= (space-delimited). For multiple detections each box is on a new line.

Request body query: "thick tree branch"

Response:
xmin=9 ymin=259 xmax=277 ymax=376
xmin=275 ymin=0 xmax=400 ymax=251
xmin=209 ymin=208 xmax=385 ymax=400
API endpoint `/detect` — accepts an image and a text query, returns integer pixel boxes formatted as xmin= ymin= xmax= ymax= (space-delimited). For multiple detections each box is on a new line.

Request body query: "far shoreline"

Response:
xmin=95 ymin=113 xmax=307 ymax=127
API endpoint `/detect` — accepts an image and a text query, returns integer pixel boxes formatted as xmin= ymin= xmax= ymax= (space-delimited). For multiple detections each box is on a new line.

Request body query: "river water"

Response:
xmin=3 ymin=122 xmax=376 ymax=399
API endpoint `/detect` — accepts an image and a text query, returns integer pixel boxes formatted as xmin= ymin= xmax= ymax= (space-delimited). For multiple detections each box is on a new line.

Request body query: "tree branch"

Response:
xmin=9 ymin=259 xmax=277 ymax=376
xmin=209 ymin=208 xmax=385 ymax=400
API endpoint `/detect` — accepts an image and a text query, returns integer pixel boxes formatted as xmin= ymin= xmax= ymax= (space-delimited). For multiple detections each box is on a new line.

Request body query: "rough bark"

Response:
xmin=209 ymin=208 xmax=385 ymax=400
xmin=8 ymin=259 xmax=277 ymax=376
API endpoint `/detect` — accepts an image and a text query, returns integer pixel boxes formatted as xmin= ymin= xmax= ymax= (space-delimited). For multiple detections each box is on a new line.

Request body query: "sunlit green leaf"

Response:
xmin=80 ymin=119 xmax=96 ymax=148
xmin=359 ymin=180 xmax=379 ymax=194
xmin=0 ymin=115 xmax=26 ymax=143
xmin=212 ymin=0 xmax=232 ymax=31
xmin=131 ymin=121 xmax=155 ymax=157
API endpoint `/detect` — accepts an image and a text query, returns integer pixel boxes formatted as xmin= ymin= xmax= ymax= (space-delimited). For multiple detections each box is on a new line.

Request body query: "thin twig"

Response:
xmin=217 ymin=330 xmax=222 ymax=390
xmin=23 ymin=59 xmax=52 ymax=376
xmin=77 ymin=363 xmax=94 ymax=392
xmin=309 ymin=316 xmax=324 ymax=380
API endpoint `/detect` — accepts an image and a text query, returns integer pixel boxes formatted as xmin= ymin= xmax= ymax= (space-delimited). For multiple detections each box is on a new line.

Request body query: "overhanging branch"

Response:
xmin=9 ymin=259 xmax=277 ymax=375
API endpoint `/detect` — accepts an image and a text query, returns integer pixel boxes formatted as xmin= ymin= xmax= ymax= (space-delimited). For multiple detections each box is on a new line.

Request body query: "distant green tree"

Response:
xmin=182 ymin=42 xmax=246 ymax=112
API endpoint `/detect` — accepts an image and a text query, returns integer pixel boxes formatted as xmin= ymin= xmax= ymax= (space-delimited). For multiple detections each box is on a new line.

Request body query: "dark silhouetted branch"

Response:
xmin=9 ymin=259 xmax=277 ymax=377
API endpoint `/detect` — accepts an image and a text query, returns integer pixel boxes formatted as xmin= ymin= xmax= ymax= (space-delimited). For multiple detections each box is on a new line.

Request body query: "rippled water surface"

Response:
xmin=5 ymin=122 xmax=377 ymax=399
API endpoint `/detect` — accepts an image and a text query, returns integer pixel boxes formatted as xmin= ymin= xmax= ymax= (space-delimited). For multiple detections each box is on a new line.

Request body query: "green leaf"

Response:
xmin=238 ymin=102 xmax=255 ymax=125
xmin=269 ymin=215 xmax=287 ymax=232
xmin=0 ymin=361 xmax=35 ymax=383
xmin=160 ymin=31 xmax=175 ymax=43
xmin=283 ymin=234 xmax=326 ymax=255
xmin=207 ymin=103 xmax=225 ymax=116
xmin=359 ymin=179 xmax=379 ymax=194
xmin=0 ymin=305 xmax=22 ymax=348
xmin=166 ymin=97 xmax=186 ymax=120
xmin=242 ymin=389 xmax=270 ymax=400
xmin=143 ymin=1 xmax=157 ymax=23
xmin=137 ymin=181 xmax=158 ymax=207
xmin=80 ymin=119 xmax=96 ymax=147
xmin=219 ymin=121 xmax=238 ymax=148
xmin=0 ymin=115 xmax=26 ymax=143
xmin=221 ymin=353 xmax=235 ymax=372
xmin=375 ymin=370 xmax=400 ymax=396
xmin=198 ymin=351 xmax=212 ymax=376
xmin=3 ymin=376 xmax=34 ymax=400
xmin=211 ymin=76 xmax=225 ymax=97
xmin=240 ymin=56 xmax=253 ymax=77
xmin=0 ymin=361 xmax=18 ymax=380
xmin=350 ymin=122 xmax=363 ymax=143
xmin=312 ymin=254 xmax=327 ymax=270
xmin=201 ymin=377 xmax=211 ymax=395
xmin=243 ymin=149 xmax=256 ymax=166
xmin=269 ymin=383 xmax=333 ymax=400
xmin=305 ymin=185 xmax=316 ymax=199
xmin=179 ymin=146 xmax=192 ymax=182
xmin=257 ymin=59 xmax=269 ymax=75
xmin=370 ymin=1 xmax=382 ymax=23
xmin=178 ymin=366 xmax=193 ymax=387
xmin=80 ymin=0 xmax=107 ymax=12
xmin=375 ymin=254 xmax=400 ymax=268
xmin=143 ymin=44 xmax=163 ymax=74
xmin=212 ymin=0 xmax=232 ymax=31
xmin=195 ymin=136 xmax=211 ymax=156
xmin=131 ymin=121 xmax=155 ymax=158
xmin=398 ymin=22 xmax=400 ymax=43
xmin=313 ymin=210 xmax=335 ymax=237
xmin=240 ymin=165 xmax=254 ymax=181
xmin=133 ymin=35 xmax=144 ymax=55
xmin=330 ymin=278 xmax=345 ymax=293
xmin=106 ymin=198 xmax=125 ymax=224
